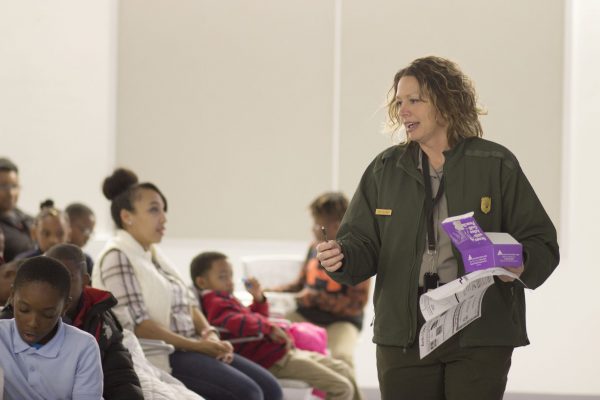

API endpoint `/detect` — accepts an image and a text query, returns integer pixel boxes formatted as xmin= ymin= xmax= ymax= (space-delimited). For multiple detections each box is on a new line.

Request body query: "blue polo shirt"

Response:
xmin=0 ymin=318 xmax=103 ymax=400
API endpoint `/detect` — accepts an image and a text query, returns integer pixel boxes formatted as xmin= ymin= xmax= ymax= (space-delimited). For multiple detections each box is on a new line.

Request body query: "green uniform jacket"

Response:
xmin=328 ymin=137 xmax=559 ymax=349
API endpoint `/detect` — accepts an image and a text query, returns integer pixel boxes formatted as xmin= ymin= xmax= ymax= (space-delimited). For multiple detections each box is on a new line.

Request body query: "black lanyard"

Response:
xmin=421 ymin=151 xmax=445 ymax=252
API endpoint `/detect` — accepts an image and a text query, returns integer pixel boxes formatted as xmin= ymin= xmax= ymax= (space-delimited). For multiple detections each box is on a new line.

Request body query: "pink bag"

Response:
xmin=287 ymin=322 xmax=328 ymax=399
xmin=287 ymin=322 xmax=328 ymax=355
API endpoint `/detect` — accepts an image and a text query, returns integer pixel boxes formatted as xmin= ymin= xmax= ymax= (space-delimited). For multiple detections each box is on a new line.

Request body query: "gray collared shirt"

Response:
xmin=417 ymin=149 xmax=458 ymax=286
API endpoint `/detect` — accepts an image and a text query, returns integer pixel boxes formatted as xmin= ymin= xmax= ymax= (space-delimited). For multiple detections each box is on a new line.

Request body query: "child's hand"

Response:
xmin=269 ymin=325 xmax=294 ymax=350
xmin=244 ymin=276 xmax=264 ymax=302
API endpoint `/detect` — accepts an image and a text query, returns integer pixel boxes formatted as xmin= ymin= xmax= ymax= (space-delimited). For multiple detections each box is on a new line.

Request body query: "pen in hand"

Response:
xmin=318 ymin=226 xmax=344 ymax=272
xmin=320 ymin=226 xmax=328 ymax=242
xmin=319 ymin=226 xmax=329 ymax=270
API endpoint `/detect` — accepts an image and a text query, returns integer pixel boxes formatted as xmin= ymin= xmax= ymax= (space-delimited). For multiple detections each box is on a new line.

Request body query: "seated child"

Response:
xmin=2 ymin=244 xmax=204 ymax=400
xmin=0 ymin=260 xmax=21 ymax=307
xmin=191 ymin=251 xmax=361 ymax=400
xmin=15 ymin=199 xmax=70 ymax=260
xmin=0 ymin=256 xmax=103 ymax=399
xmin=65 ymin=202 xmax=96 ymax=275
xmin=46 ymin=244 xmax=142 ymax=399
xmin=269 ymin=192 xmax=370 ymax=373
xmin=48 ymin=244 xmax=203 ymax=400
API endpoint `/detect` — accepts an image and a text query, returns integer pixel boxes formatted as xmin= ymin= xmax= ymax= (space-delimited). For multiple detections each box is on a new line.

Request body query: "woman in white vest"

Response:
xmin=92 ymin=168 xmax=283 ymax=400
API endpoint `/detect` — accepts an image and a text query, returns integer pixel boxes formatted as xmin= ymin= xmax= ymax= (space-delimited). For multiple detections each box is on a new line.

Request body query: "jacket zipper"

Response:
xmin=396 ymin=146 xmax=427 ymax=348
xmin=406 ymin=202 xmax=425 ymax=347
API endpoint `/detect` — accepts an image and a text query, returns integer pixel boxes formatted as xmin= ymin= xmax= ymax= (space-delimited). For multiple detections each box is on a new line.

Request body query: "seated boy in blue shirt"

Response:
xmin=0 ymin=255 xmax=103 ymax=400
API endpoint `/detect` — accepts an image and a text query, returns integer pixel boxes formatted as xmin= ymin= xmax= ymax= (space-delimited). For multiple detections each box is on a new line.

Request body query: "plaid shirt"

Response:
xmin=100 ymin=249 xmax=198 ymax=338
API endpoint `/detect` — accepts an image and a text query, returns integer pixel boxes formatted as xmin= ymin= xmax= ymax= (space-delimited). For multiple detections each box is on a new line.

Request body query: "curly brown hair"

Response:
xmin=386 ymin=56 xmax=484 ymax=147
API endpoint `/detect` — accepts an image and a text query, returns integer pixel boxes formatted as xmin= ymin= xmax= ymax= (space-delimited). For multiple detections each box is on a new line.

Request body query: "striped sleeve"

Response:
xmin=99 ymin=249 xmax=150 ymax=330
xmin=202 ymin=292 xmax=273 ymax=338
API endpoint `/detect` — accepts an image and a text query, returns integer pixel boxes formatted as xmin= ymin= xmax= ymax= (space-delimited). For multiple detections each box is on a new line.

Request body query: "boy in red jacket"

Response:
xmin=191 ymin=251 xmax=360 ymax=400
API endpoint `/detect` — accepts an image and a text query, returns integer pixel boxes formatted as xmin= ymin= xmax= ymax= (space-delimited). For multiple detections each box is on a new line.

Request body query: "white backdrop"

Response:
xmin=504 ymin=0 xmax=600 ymax=396
xmin=0 ymin=0 xmax=117 ymax=234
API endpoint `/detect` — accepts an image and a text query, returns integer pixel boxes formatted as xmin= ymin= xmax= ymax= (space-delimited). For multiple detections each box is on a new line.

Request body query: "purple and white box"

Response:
xmin=441 ymin=211 xmax=523 ymax=273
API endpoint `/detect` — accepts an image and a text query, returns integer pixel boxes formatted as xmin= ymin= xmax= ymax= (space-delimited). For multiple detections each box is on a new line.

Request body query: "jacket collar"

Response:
xmin=395 ymin=138 xmax=470 ymax=177
xmin=0 ymin=208 xmax=32 ymax=230
xmin=395 ymin=142 xmax=423 ymax=183
xmin=70 ymin=287 xmax=116 ymax=328
xmin=442 ymin=137 xmax=470 ymax=169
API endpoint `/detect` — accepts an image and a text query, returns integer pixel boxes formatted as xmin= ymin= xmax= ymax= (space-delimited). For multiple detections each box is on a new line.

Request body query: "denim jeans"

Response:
xmin=170 ymin=351 xmax=282 ymax=400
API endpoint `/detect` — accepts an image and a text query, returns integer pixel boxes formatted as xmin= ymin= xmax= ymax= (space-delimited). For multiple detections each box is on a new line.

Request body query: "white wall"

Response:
xmin=117 ymin=0 xmax=563 ymax=242
xmin=0 ymin=0 xmax=117 ymax=233
xmin=117 ymin=0 xmax=334 ymax=241
xmin=506 ymin=0 xmax=600 ymax=396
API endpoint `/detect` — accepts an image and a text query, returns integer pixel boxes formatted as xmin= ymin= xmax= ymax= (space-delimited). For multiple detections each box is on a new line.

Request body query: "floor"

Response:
xmin=359 ymin=388 xmax=600 ymax=400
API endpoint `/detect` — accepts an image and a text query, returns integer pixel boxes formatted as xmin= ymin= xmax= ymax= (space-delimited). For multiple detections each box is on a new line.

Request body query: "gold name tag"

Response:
xmin=375 ymin=208 xmax=392 ymax=216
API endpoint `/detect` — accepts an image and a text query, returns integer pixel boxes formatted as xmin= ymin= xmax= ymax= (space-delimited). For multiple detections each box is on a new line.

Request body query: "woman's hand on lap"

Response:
xmin=194 ymin=338 xmax=233 ymax=359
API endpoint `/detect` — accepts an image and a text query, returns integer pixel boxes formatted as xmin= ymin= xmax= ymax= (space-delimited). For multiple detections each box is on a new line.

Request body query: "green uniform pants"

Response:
xmin=376 ymin=330 xmax=513 ymax=400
